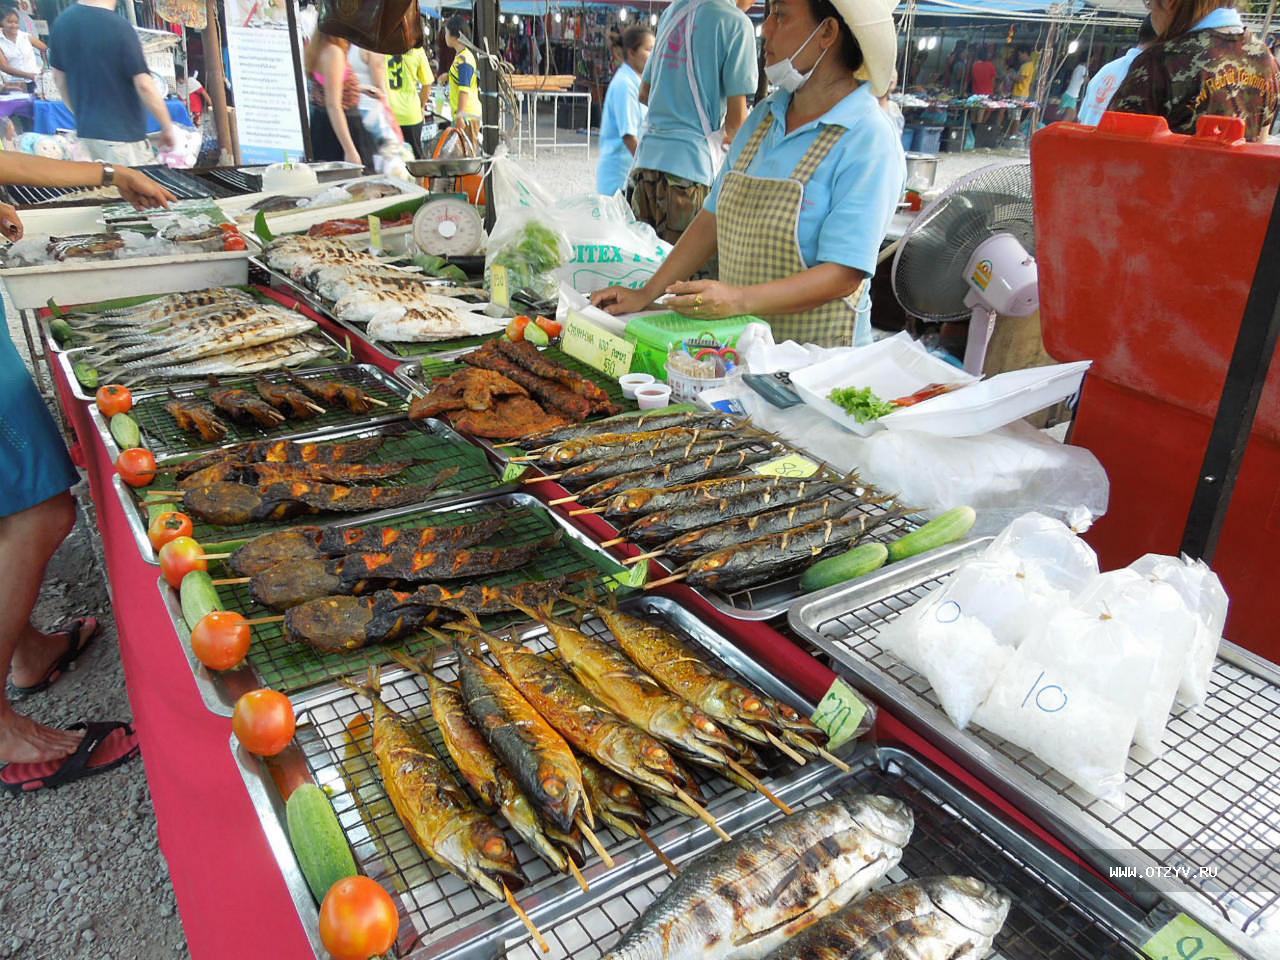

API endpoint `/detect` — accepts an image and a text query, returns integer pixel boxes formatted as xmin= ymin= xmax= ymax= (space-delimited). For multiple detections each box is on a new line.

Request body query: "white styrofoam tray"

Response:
xmin=216 ymin=175 xmax=426 ymax=235
xmin=789 ymin=334 xmax=976 ymax=436
xmin=882 ymin=360 xmax=1092 ymax=437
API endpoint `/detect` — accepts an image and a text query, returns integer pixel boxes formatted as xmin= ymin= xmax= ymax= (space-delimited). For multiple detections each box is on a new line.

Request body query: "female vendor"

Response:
xmin=591 ymin=0 xmax=904 ymax=347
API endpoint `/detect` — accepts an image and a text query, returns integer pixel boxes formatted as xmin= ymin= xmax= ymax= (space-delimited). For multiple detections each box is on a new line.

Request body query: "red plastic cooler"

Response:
xmin=1032 ymin=113 xmax=1280 ymax=662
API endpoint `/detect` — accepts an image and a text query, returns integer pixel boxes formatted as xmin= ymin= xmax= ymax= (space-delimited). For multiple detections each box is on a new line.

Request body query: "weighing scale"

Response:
xmin=411 ymin=194 xmax=485 ymax=258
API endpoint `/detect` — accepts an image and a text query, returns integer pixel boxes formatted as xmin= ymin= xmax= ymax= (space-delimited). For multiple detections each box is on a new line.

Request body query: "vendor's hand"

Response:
xmin=0 ymin=202 xmax=23 ymax=241
xmin=664 ymin=280 xmax=745 ymax=320
xmin=343 ymin=147 xmax=364 ymax=167
xmin=590 ymin=285 xmax=657 ymax=316
xmin=115 ymin=166 xmax=175 ymax=210
xmin=157 ymin=124 xmax=178 ymax=152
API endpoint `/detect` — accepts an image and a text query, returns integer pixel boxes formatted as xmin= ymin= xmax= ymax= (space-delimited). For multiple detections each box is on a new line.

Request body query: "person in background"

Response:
xmin=597 ymin=24 xmax=654 ymax=197
xmin=970 ymin=43 xmax=996 ymax=96
xmin=1110 ymin=0 xmax=1277 ymax=141
xmin=1078 ymin=17 xmax=1157 ymax=125
xmin=444 ymin=16 xmax=481 ymax=148
xmin=629 ymin=0 xmax=758 ymax=247
xmin=938 ymin=38 xmax=969 ymax=93
xmin=304 ymin=30 xmax=373 ymax=168
xmin=47 ymin=0 xmax=177 ymax=164
xmin=1011 ymin=45 xmax=1035 ymax=97
xmin=0 ymin=5 xmax=44 ymax=91
xmin=0 ymin=150 xmax=172 ymax=791
xmin=386 ymin=43 xmax=434 ymax=159
xmin=1058 ymin=55 xmax=1089 ymax=121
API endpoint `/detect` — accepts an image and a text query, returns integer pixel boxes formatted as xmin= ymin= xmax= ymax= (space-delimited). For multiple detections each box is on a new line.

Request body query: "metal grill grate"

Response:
xmin=204 ymin=498 xmax=621 ymax=694
xmin=6 ymin=165 xmax=223 ymax=207
xmin=123 ymin=365 xmax=411 ymax=460
xmin=792 ymin=563 xmax=1280 ymax=952
xmin=291 ymin=599 xmax=808 ymax=958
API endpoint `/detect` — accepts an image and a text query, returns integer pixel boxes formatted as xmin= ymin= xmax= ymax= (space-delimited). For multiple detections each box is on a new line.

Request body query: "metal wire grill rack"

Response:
xmin=790 ymin=556 xmax=1280 ymax=955
xmin=204 ymin=497 xmax=622 ymax=694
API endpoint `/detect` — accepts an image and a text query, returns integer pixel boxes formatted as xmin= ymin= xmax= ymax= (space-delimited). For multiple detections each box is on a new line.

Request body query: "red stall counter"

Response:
xmin=1032 ymin=113 xmax=1280 ymax=661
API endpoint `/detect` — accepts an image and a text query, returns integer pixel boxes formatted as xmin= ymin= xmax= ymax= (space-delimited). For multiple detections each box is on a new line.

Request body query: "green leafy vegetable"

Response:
xmin=827 ymin=385 xmax=897 ymax=423
xmin=487 ymin=218 xmax=566 ymax=303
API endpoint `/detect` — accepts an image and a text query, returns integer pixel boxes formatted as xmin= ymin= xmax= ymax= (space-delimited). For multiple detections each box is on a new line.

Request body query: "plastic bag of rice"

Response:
xmin=984 ymin=511 xmax=1100 ymax=596
xmin=933 ymin=553 xmax=1070 ymax=648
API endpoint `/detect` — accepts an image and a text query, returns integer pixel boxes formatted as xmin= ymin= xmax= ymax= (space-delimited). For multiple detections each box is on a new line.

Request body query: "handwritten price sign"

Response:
xmin=811 ymin=678 xmax=870 ymax=751
xmin=1142 ymin=915 xmax=1239 ymax=960
xmin=561 ymin=310 xmax=636 ymax=378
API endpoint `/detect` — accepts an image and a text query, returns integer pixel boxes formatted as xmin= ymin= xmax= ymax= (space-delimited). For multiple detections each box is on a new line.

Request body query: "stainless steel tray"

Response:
xmin=788 ymin=548 xmax=1280 ymax=959
xmin=156 ymin=490 xmax=634 ymax=714
xmin=87 ymin=362 xmax=412 ymax=462
xmin=114 ymin=418 xmax=506 ymax=564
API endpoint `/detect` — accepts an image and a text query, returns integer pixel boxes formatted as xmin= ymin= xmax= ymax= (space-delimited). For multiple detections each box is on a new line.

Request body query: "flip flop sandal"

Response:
xmin=9 ymin=616 xmax=100 ymax=697
xmin=0 ymin=721 xmax=139 ymax=795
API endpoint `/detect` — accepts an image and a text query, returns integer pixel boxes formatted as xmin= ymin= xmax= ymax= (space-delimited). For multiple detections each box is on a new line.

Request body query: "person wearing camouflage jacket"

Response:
xmin=1109 ymin=3 xmax=1279 ymax=142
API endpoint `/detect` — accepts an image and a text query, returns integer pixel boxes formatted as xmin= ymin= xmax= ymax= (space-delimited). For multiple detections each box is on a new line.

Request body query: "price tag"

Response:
xmin=491 ymin=264 xmax=511 ymax=308
xmin=1142 ymin=915 xmax=1240 ymax=960
xmin=500 ymin=460 xmax=528 ymax=483
xmin=367 ymin=215 xmax=382 ymax=253
xmin=603 ymin=559 xmax=648 ymax=591
xmin=560 ymin=310 xmax=636 ymax=378
xmin=753 ymin=453 xmax=820 ymax=478
xmin=810 ymin=677 xmax=870 ymax=751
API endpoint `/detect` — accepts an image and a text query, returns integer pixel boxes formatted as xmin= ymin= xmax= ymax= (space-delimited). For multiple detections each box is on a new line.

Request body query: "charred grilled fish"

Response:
xmin=315 ymin=513 xmax=508 ymax=556
xmin=288 ymin=375 xmax=379 ymax=413
xmin=555 ymin=436 xmax=758 ymax=490
xmin=256 ymin=380 xmax=323 ymax=418
xmin=760 ymin=876 xmax=1010 ymax=960
xmin=524 ymin=427 xmax=735 ymax=468
xmin=177 ymin=458 xmax=415 ymax=490
xmin=660 ymin=497 xmax=862 ymax=566
xmin=165 ymin=394 xmax=228 ymax=442
xmin=602 ymin=794 xmax=914 ymax=960
xmin=340 ymin=667 xmax=525 ymax=901
xmin=285 ymin=588 xmax=438 ymax=650
xmin=451 ymin=639 xmax=585 ymax=834
xmin=174 ymin=435 xmax=386 ymax=481
xmin=601 ymin=476 xmax=826 ymax=522
xmin=208 ymin=379 xmax=287 ymax=428
xmin=229 ymin=526 xmax=325 ymax=576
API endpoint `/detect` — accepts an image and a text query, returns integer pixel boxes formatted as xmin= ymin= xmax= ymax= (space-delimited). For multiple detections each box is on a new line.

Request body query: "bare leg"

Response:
xmin=0 ymin=491 xmax=83 ymax=764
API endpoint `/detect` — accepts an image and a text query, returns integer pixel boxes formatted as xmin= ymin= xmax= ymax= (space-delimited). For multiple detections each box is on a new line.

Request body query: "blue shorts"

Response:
xmin=0 ymin=303 xmax=78 ymax=518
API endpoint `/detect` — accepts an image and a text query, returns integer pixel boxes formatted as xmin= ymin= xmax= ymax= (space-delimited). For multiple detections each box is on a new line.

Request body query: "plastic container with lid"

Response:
xmin=623 ymin=311 xmax=765 ymax=378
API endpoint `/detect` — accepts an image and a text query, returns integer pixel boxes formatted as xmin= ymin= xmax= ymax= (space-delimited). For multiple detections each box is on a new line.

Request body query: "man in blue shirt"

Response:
xmin=597 ymin=25 xmax=654 ymax=196
xmin=1078 ymin=17 xmax=1156 ymax=125
xmin=49 ymin=0 xmax=177 ymax=165
xmin=630 ymin=0 xmax=758 ymax=246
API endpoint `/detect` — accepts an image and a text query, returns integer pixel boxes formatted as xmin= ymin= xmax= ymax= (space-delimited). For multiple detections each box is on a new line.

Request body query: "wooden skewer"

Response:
xmin=364 ymin=395 xmax=390 ymax=407
xmin=521 ymin=472 xmax=564 ymax=484
xmin=672 ymin=786 xmax=730 ymax=842
xmin=492 ymin=440 xmax=521 ymax=448
xmin=212 ymin=576 xmax=250 ymax=586
xmin=568 ymin=506 xmax=605 ymax=516
xmin=303 ymin=401 xmax=327 ymax=415
xmin=199 ymin=553 xmax=231 ymax=561
xmin=597 ymin=536 xmax=626 ymax=549
xmin=726 ymin=759 xmax=794 ymax=816
xmin=637 ymin=826 xmax=679 ymax=877
xmin=547 ymin=494 xmax=580 ymax=506
xmin=764 ymin=730 xmax=808 ymax=766
xmin=503 ymin=883 xmax=549 ymax=954
xmin=147 ymin=490 xmax=185 ymax=497
xmin=567 ymin=858 xmax=589 ymax=892
xmin=644 ymin=572 xmax=688 ymax=590
xmin=814 ymin=745 xmax=853 ymax=773
xmin=576 ymin=815 xmax=615 ymax=869
xmin=623 ymin=550 xmax=665 ymax=566
xmin=245 ymin=614 xmax=285 ymax=626
xmin=507 ymin=454 xmax=540 ymax=463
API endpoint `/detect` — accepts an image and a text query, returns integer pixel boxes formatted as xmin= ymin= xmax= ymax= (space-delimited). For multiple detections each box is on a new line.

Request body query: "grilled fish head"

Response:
xmin=835 ymin=792 xmax=915 ymax=849
xmin=183 ymin=481 xmax=264 ymax=527
xmin=439 ymin=814 xmax=527 ymax=901
xmin=920 ymin=875 xmax=1011 ymax=941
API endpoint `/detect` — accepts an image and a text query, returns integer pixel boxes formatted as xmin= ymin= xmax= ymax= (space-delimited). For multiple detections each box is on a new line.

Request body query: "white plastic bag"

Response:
xmin=1074 ymin=570 xmax=1195 ymax=755
xmin=985 ymin=511 xmax=1100 ymax=595
xmin=879 ymin=586 xmax=1015 ymax=729
xmin=1128 ymin=554 xmax=1227 ymax=709
xmin=934 ymin=554 xmax=1071 ymax=648
xmin=485 ymin=206 xmax=571 ymax=305
xmin=489 ymin=149 xmax=556 ymax=217
xmin=859 ymin=421 xmax=1110 ymax=536
xmin=972 ymin=607 xmax=1153 ymax=808
xmin=548 ymin=193 xmax=671 ymax=295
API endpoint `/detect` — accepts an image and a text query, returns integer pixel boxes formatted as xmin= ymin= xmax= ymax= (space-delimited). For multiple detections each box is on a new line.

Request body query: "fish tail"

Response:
xmin=337 ymin=665 xmax=382 ymax=703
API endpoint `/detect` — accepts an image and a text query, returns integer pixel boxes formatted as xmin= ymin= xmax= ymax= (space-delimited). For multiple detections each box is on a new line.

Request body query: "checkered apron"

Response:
xmin=716 ymin=120 xmax=864 ymax=346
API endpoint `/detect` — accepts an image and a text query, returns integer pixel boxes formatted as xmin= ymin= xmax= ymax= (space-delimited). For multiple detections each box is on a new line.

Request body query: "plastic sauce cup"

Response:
xmin=619 ymin=372 xmax=656 ymax=399
xmin=634 ymin=384 xmax=672 ymax=410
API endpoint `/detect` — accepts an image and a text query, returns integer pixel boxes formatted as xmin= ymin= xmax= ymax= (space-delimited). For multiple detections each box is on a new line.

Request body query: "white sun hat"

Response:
xmin=832 ymin=0 xmax=900 ymax=97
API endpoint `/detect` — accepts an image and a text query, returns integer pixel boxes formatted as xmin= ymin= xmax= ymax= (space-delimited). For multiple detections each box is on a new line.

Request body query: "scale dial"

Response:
xmin=412 ymin=196 xmax=485 ymax=257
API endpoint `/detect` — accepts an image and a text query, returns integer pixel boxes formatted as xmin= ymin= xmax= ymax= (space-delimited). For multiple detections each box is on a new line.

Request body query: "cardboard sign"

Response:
xmin=811 ymin=677 xmax=870 ymax=751
xmin=560 ymin=310 xmax=636 ymax=378
xmin=367 ymin=215 xmax=382 ymax=253
xmin=754 ymin=453 xmax=820 ymax=478
xmin=1142 ymin=915 xmax=1240 ymax=960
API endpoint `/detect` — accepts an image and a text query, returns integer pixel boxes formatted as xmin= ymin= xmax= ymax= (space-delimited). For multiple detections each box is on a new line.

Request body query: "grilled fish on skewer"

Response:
xmin=285 ymin=587 xmax=439 ymax=650
xmin=174 ymin=435 xmax=386 ymax=481
xmin=164 ymin=393 xmax=228 ymax=442
xmin=315 ymin=513 xmax=508 ymax=555
xmin=522 ymin=428 xmax=738 ymax=469
xmin=659 ymin=497 xmax=863 ymax=566
xmin=228 ymin=526 xmax=325 ymax=576
xmin=602 ymin=794 xmax=915 ymax=960
xmin=513 ymin=602 xmax=737 ymax=770
xmin=402 ymin=657 xmax=581 ymax=875
xmin=256 ymin=380 xmax=323 ymax=418
xmin=287 ymin=375 xmax=379 ymax=414
xmin=518 ymin=411 xmax=737 ymax=451
xmin=574 ymin=448 xmax=776 ymax=505
xmin=461 ymin=618 xmax=700 ymax=803
xmin=600 ymin=476 xmax=832 ymax=522
xmin=451 ymin=638 xmax=586 ymax=834
xmin=552 ymin=436 xmax=759 ymax=490
xmin=177 ymin=458 xmax=415 ymax=490
xmin=208 ymin=379 xmax=286 ymax=428
xmin=339 ymin=668 xmax=525 ymax=901
xmin=761 ymin=876 xmax=1010 ymax=960
xmin=137 ymin=335 xmax=329 ymax=379
xmin=579 ymin=755 xmax=649 ymax=839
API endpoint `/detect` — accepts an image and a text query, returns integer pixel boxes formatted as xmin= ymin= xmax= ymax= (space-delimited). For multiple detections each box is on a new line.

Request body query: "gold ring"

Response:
xmin=694 ymin=295 xmax=704 ymax=307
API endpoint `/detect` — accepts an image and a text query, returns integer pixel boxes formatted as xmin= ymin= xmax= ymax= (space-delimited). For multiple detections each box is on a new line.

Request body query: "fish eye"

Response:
xmin=542 ymin=776 xmax=565 ymax=797
xmin=483 ymin=836 xmax=510 ymax=858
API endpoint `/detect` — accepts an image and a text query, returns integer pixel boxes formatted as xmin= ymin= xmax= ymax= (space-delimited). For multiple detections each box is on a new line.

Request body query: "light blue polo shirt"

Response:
xmin=635 ymin=0 xmax=758 ymax=186
xmin=597 ymin=63 xmax=646 ymax=196
xmin=705 ymin=84 xmax=906 ymax=278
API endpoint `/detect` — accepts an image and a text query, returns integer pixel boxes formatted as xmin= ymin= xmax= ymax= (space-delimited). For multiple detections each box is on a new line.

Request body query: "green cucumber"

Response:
xmin=800 ymin=542 xmax=889 ymax=592
xmin=109 ymin=413 xmax=141 ymax=451
xmin=180 ymin=570 xmax=223 ymax=629
xmin=72 ymin=360 xmax=99 ymax=389
xmin=523 ymin=321 xmax=550 ymax=346
xmin=286 ymin=784 xmax=358 ymax=903
xmin=886 ymin=506 xmax=977 ymax=563
xmin=49 ymin=317 xmax=75 ymax=346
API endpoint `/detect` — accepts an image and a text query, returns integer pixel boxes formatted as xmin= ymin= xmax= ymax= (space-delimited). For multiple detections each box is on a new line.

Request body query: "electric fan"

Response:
xmin=891 ymin=159 xmax=1039 ymax=375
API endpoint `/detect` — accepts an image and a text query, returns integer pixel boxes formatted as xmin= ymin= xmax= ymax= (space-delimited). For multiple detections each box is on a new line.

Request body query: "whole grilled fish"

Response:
xmin=94 ymin=288 xmax=252 ymax=324
xmin=761 ymin=876 xmax=1011 ymax=960
xmin=399 ymin=656 xmax=578 ymax=875
xmin=451 ymin=639 xmax=586 ymax=834
xmin=601 ymin=476 xmax=828 ymax=522
xmin=528 ymin=428 xmax=737 ymax=469
xmin=116 ymin=312 xmax=317 ymax=370
xmin=556 ymin=436 xmax=758 ymax=490
xmin=138 ymin=335 xmax=329 ymax=378
xmin=102 ymin=307 xmax=295 ymax=361
xmin=366 ymin=306 xmax=507 ymax=343
xmin=520 ymin=411 xmax=737 ymax=450
xmin=576 ymin=448 xmax=776 ymax=505
xmin=603 ymin=793 xmax=914 ymax=960
xmin=661 ymin=497 xmax=862 ymax=566
xmin=315 ymin=512 xmax=508 ymax=555
xmin=174 ymin=435 xmax=386 ymax=481
xmin=340 ymin=667 xmax=526 ymax=902
xmin=580 ymin=755 xmax=649 ymax=839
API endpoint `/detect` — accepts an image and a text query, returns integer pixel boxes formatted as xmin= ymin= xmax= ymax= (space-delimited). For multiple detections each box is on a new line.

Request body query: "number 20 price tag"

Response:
xmin=811 ymin=677 xmax=870 ymax=751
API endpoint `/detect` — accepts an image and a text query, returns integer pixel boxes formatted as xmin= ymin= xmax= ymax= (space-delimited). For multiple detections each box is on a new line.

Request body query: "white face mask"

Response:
xmin=764 ymin=20 xmax=830 ymax=92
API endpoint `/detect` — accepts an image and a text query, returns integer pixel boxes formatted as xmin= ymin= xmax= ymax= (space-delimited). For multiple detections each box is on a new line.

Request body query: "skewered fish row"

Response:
xmin=659 ymin=496 xmax=867 ymax=566
xmin=522 ymin=425 xmax=739 ymax=468
xmin=111 ymin=308 xmax=318 ymax=372
xmin=599 ymin=475 xmax=826 ymax=522
xmin=175 ymin=436 xmax=387 ymax=481
xmin=601 ymin=794 xmax=915 ymax=960
xmin=94 ymin=305 xmax=306 ymax=363
xmin=139 ymin=334 xmax=330 ymax=379
xmin=553 ymin=435 xmax=759 ymax=490
xmin=340 ymin=668 xmax=527 ymax=902
xmin=176 ymin=458 xmax=414 ymax=491
xmin=164 ymin=394 xmax=228 ymax=442
xmin=288 ymin=374 xmax=379 ymax=413
xmin=518 ymin=410 xmax=736 ymax=450
xmin=573 ymin=448 xmax=776 ymax=504
xmin=207 ymin=379 xmax=287 ymax=428
xmin=255 ymin=380 xmax=322 ymax=418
